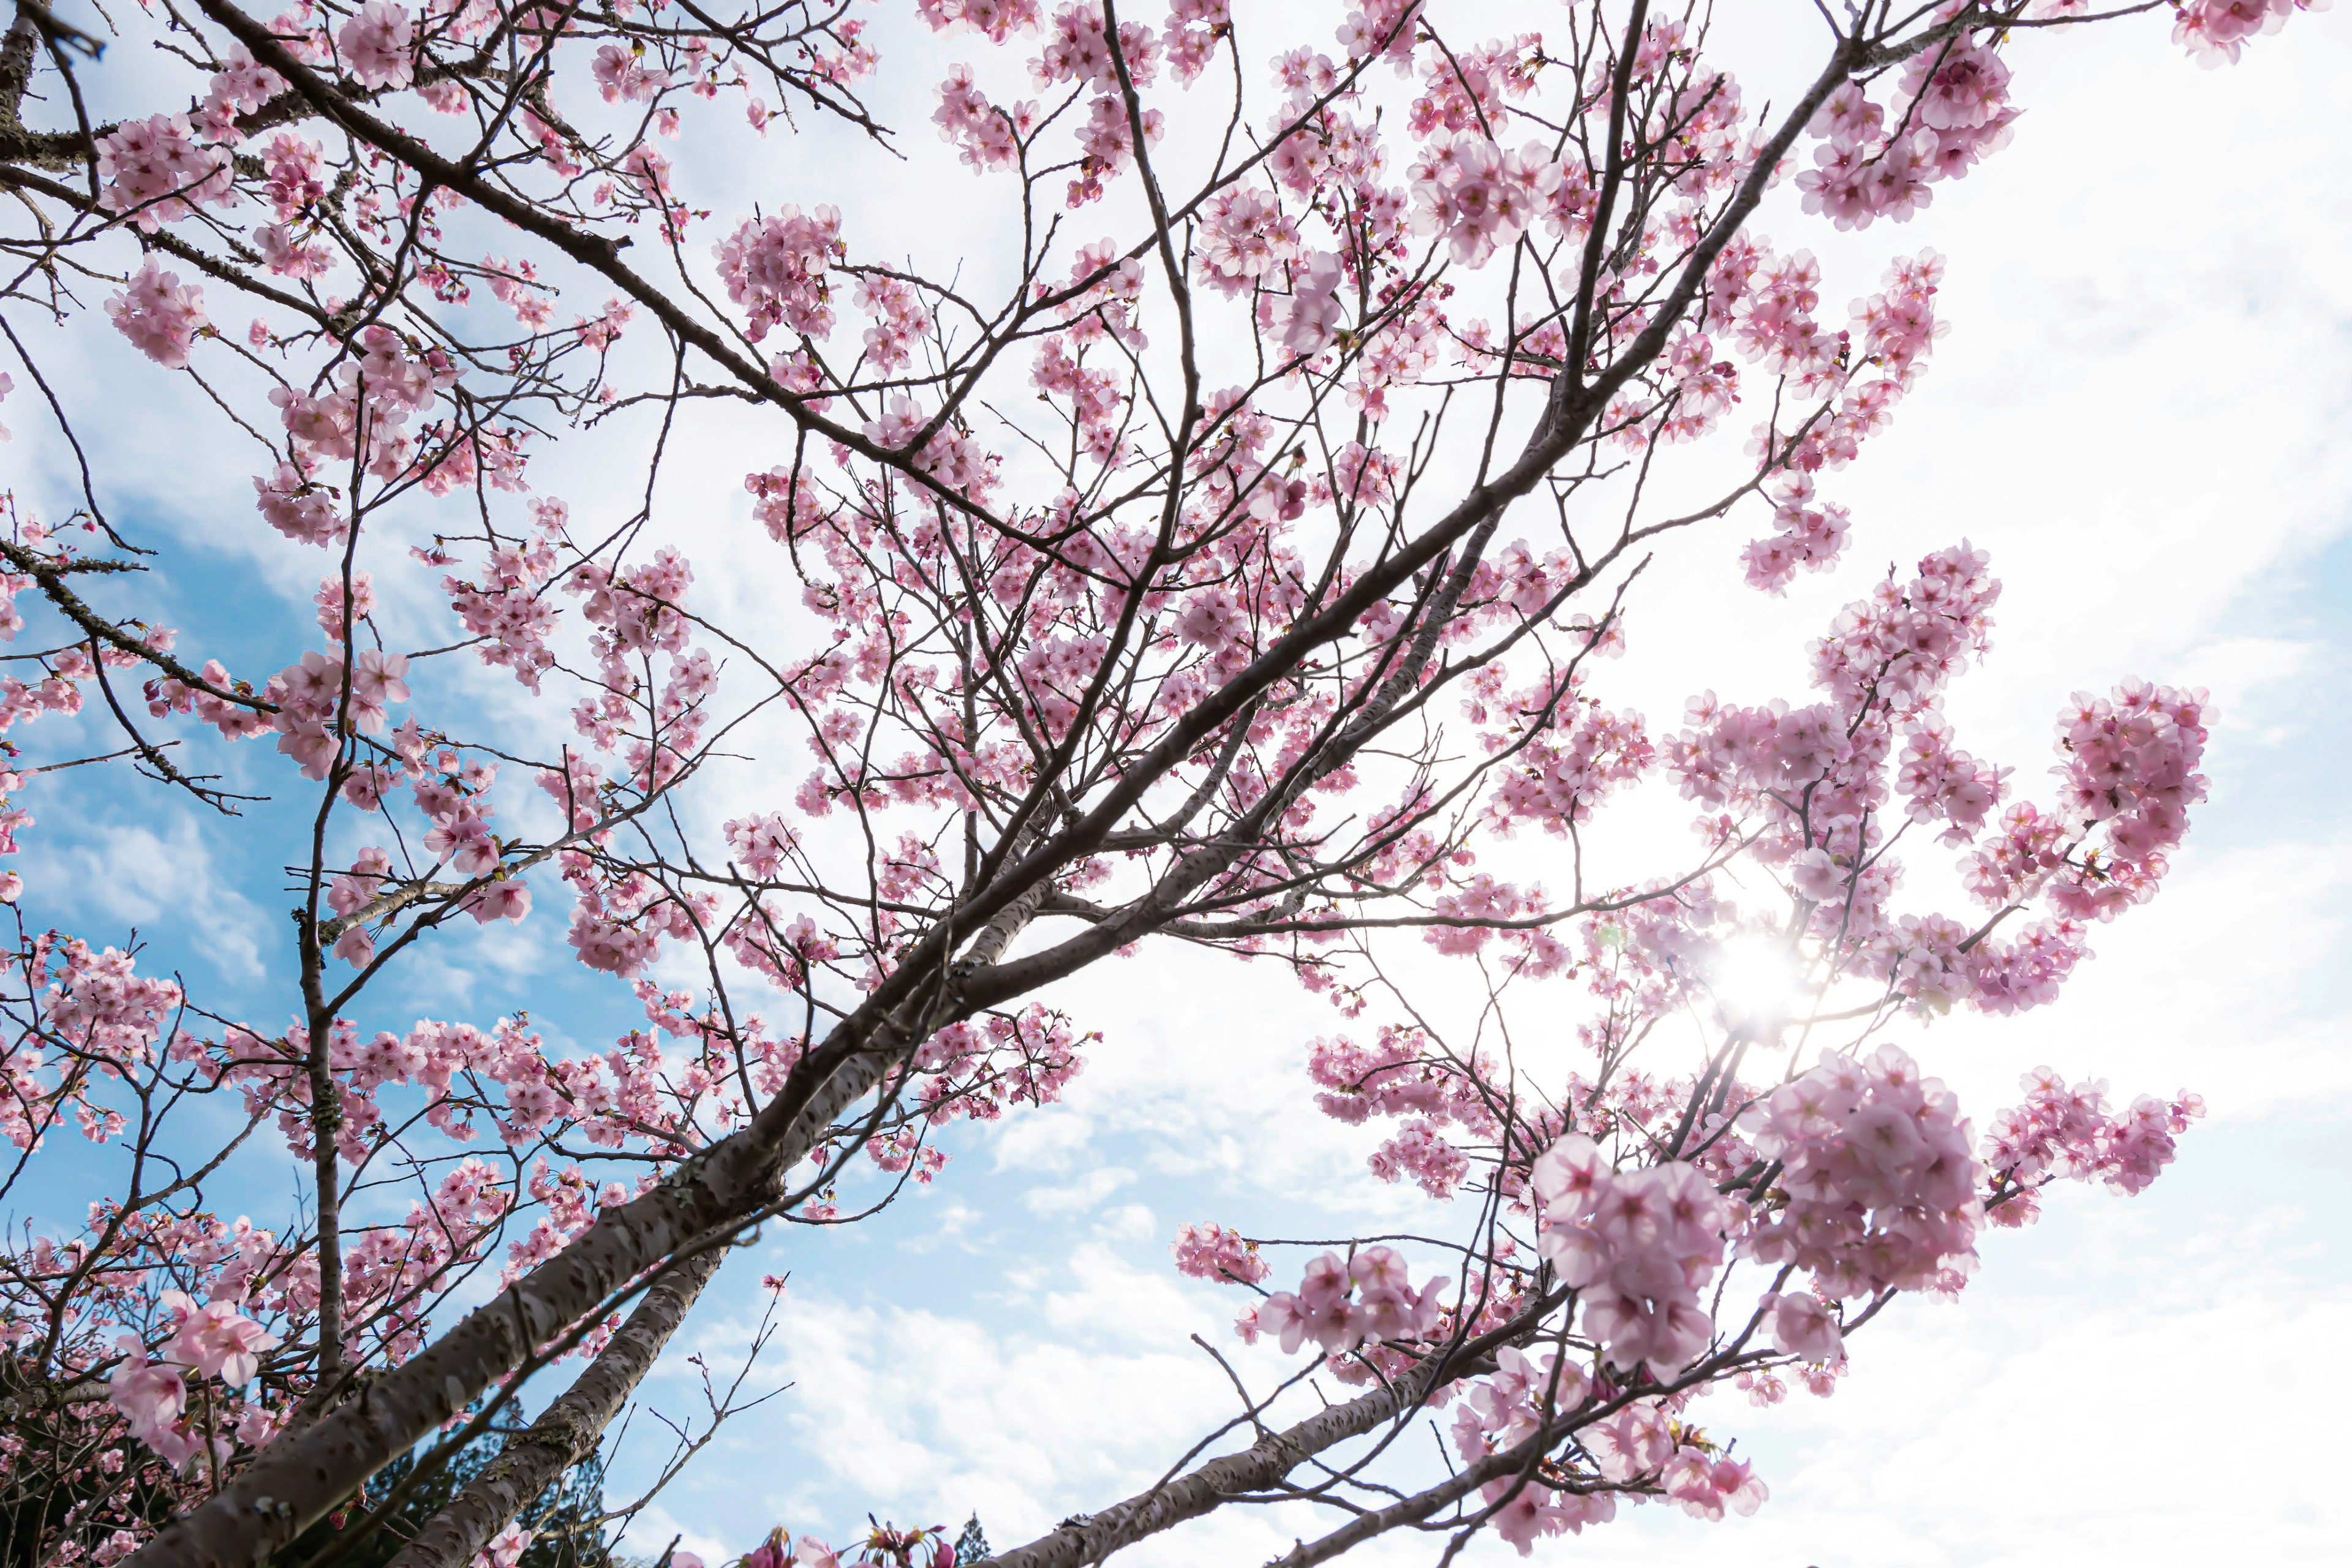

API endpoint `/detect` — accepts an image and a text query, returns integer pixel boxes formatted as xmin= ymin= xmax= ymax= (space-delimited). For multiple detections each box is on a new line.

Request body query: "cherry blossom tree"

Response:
xmin=0 ymin=1 xmax=2321 ymax=1566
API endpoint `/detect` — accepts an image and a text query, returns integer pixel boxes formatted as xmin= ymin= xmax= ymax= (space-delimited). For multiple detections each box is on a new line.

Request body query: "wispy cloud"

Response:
xmin=30 ymin=812 xmax=268 ymax=982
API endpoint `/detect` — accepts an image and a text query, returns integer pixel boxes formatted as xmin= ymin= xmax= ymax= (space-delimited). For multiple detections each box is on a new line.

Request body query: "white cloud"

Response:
xmin=29 ymin=812 xmax=268 ymax=981
xmin=1024 ymin=1165 xmax=1137 ymax=1216
xmin=1560 ymin=1195 xmax=2352 ymax=1566
xmin=647 ymin=1253 xmax=1245 ymax=1555
xmin=617 ymin=1504 xmax=736 ymax=1568
xmin=899 ymin=1199 xmax=983 ymax=1255
xmin=990 ymin=1110 xmax=1100 ymax=1174
xmin=1094 ymin=1203 xmax=1158 ymax=1243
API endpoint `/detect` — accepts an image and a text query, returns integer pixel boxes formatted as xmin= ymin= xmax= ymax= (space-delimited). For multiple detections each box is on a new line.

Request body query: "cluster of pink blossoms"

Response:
xmin=1029 ymin=0 xmax=1158 ymax=90
xmin=1654 ymin=1442 xmax=1769 ymax=1525
xmin=217 ymin=1009 xmax=556 ymax=1161
xmin=913 ymin=0 xmax=1043 ymax=47
xmin=1404 ymin=30 xmax=1539 ymax=140
xmin=918 ymin=0 xmax=1186 ymax=206
xmin=1030 ymin=2 xmax=1166 ymax=204
xmin=593 ymin=42 xmax=671 ymax=105
xmin=257 ymin=645 xmax=411 ymax=782
xmin=714 ymin=205 xmax=844 ymax=342
xmin=904 ymin=1006 xmax=1088 ymax=1126
xmin=1447 ymin=1357 xmax=1767 ymax=1551
xmin=336 ymin=1 xmax=416 ymax=91
xmin=1712 ymin=249 xmax=1947 ymax=586
xmin=1982 ymin=1066 xmax=2206 ymax=1215
xmin=1196 ymin=186 xmax=1301 ymax=295
xmin=1480 ymin=696 xmax=1654 ymax=843
xmin=105 ymin=262 xmax=211 ymax=369
xmin=95 ymin=115 xmax=232 ymax=232
xmin=559 ymin=544 xmax=715 ymax=798
xmin=1306 ymin=1025 xmax=1502 ymax=1201
xmin=1741 ymin=1045 xmax=1981 ymax=1299
xmin=1408 ymin=135 xmax=1561 ymax=266
xmin=254 ymin=141 xmax=334 ymax=279
xmin=257 ymin=324 xmax=479 ymax=508
xmin=1274 ymin=251 xmax=1349 ymax=355
xmin=323 ymin=749 xmax=521 ymax=961
xmin=195 ymin=43 xmax=281 ymax=135
xmin=562 ymin=870 xmax=692 ymax=979
xmin=1762 ymin=1289 xmax=1846 ymax=1365
xmin=1447 ymin=1349 xmax=1620 ymax=1551
xmin=9 ymin=938 xmax=186 ymax=1148
xmin=856 ymin=273 xmax=933 ymax=372
xmin=1366 ymin=1118 xmax=1471 ymax=1200
xmin=1161 ymin=0 xmax=1234 ymax=81
xmin=723 ymin=1526 xmax=861 ymax=1568
xmin=2164 ymin=0 xmax=2328 ymax=66
xmin=107 ymin=1294 xmax=279 ymax=1468
xmin=1794 ymin=37 xmax=2016 ymax=232
xmin=932 ymin=62 xmax=1036 ymax=172
xmin=1531 ymin=1136 xmax=1732 ymax=1376
xmin=1030 ymin=335 xmax=1131 ymax=464
xmin=1169 ymin=1221 xmax=1269 ymax=1285
xmin=856 ymin=393 xmax=999 ymax=497
xmin=2047 ymin=680 xmax=2208 ymax=908
xmin=442 ymin=500 xmax=565 ymax=692
xmin=1652 ymin=541 xmax=2200 ymax=1020
xmin=1249 ymin=1247 xmax=1447 ymax=1356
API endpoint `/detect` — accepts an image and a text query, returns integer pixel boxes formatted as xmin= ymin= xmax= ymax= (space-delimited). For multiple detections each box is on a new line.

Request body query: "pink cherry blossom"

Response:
xmin=337 ymin=2 xmax=416 ymax=91
xmin=163 ymin=1294 xmax=281 ymax=1384
xmin=1170 ymin=1221 xmax=1269 ymax=1284
xmin=1257 ymin=1248 xmax=1446 ymax=1359
xmin=96 ymin=116 xmax=231 ymax=230
xmin=1276 ymin=252 xmax=1348 ymax=355
xmin=106 ymin=262 xmax=209 ymax=368
xmin=2173 ymin=0 xmax=2310 ymax=66
xmin=108 ymin=1340 xmax=189 ymax=1458
xmin=1766 ymin=1291 xmax=1844 ymax=1363
xmin=714 ymin=206 xmax=843 ymax=342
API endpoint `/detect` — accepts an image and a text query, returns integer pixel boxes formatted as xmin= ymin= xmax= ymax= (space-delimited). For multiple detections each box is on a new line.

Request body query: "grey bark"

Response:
xmin=983 ymin=1379 xmax=1420 ymax=1568
xmin=986 ymin=1278 xmax=1574 ymax=1568
xmin=380 ymin=1247 xmax=725 ymax=1568
xmin=132 ymin=987 xmax=918 ymax=1568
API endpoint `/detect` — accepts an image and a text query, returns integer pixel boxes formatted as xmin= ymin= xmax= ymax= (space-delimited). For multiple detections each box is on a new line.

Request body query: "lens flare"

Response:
xmin=1706 ymin=937 xmax=1803 ymax=1028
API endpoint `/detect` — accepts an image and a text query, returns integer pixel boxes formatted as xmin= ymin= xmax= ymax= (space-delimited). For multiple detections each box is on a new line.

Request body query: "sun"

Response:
xmin=1705 ymin=937 xmax=1805 ymax=1030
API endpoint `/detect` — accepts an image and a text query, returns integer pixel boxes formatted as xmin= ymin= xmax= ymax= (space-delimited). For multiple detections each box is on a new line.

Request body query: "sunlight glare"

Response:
xmin=1706 ymin=937 xmax=1804 ymax=1031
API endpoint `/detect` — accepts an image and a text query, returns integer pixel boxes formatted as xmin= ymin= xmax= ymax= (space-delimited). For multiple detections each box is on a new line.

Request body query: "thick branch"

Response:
xmin=986 ymin=1374 xmax=1420 ymax=1568
xmin=382 ymin=1248 xmax=725 ymax=1568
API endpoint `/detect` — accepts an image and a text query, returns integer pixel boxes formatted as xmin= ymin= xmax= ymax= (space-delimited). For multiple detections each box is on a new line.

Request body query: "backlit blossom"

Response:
xmin=107 ymin=262 xmax=209 ymax=368
xmin=338 ymin=2 xmax=416 ymax=91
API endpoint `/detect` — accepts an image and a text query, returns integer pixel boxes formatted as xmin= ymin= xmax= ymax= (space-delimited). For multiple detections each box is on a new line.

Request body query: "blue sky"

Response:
xmin=4 ymin=4 xmax=2348 ymax=1566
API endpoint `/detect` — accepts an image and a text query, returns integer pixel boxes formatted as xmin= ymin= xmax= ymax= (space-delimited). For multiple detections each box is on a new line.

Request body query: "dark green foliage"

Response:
xmin=951 ymin=1516 xmax=989 ymax=1567
xmin=270 ymin=1427 xmax=612 ymax=1568
xmin=0 ymin=1354 xmax=188 ymax=1568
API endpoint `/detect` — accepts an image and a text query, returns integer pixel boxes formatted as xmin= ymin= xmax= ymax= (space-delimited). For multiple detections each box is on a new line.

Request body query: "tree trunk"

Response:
xmin=381 ymin=1247 xmax=726 ymax=1568
xmin=130 ymin=1016 xmax=891 ymax=1568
